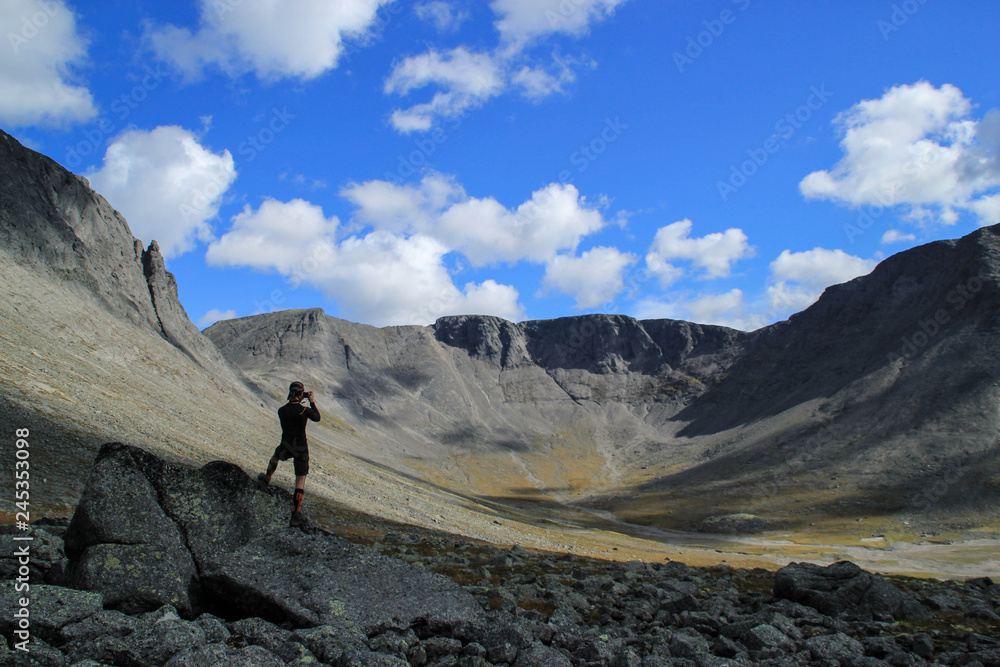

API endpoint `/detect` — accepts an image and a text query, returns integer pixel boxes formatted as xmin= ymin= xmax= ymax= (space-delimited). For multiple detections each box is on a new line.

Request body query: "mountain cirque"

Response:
xmin=203 ymin=227 xmax=1000 ymax=536
xmin=1 ymin=125 xmax=999 ymax=576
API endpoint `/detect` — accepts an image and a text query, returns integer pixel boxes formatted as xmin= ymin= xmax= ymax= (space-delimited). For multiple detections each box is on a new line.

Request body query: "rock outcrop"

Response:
xmin=63 ymin=443 xmax=482 ymax=632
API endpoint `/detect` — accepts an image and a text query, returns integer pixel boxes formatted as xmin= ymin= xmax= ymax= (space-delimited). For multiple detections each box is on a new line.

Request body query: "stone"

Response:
xmin=742 ymin=624 xmax=796 ymax=653
xmin=60 ymin=609 xmax=137 ymax=644
xmin=292 ymin=623 xmax=367 ymax=663
xmin=63 ymin=445 xmax=198 ymax=615
xmin=512 ymin=644 xmax=572 ymax=667
xmin=125 ymin=609 xmax=207 ymax=665
xmin=200 ymin=528 xmax=483 ymax=634
xmin=227 ymin=617 xmax=291 ymax=653
xmin=805 ymin=632 xmax=866 ymax=665
xmin=774 ymin=561 xmax=930 ymax=619
xmin=0 ymin=583 xmax=103 ymax=645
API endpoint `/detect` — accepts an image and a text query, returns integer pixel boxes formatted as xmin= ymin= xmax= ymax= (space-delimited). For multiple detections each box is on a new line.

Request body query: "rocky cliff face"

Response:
xmin=0 ymin=129 xmax=270 ymax=519
xmin=0 ymin=129 xmax=245 ymax=386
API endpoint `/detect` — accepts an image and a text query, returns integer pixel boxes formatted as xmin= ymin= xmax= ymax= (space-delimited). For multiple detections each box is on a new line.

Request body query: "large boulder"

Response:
xmin=63 ymin=444 xmax=199 ymax=615
xmin=774 ymin=561 xmax=930 ymax=619
xmin=200 ymin=528 xmax=484 ymax=633
xmin=0 ymin=583 xmax=102 ymax=645
xmin=63 ymin=442 xmax=484 ymax=631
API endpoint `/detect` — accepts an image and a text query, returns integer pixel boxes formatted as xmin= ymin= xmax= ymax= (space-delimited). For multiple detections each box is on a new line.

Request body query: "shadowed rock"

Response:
xmin=62 ymin=442 xmax=483 ymax=632
xmin=774 ymin=560 xmax=931 ymax=620
xmin=200 ymin=529 xmax=483 ymax=633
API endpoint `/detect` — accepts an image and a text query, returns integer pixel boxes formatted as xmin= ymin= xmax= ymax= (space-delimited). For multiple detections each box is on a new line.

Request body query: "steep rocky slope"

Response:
xmin=0 ymin=129 xmax=272 ymax=514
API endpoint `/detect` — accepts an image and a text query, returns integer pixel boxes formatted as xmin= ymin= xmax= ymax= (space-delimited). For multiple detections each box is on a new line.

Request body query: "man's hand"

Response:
xmin=306 ymin=391 xmax=315 ymax=402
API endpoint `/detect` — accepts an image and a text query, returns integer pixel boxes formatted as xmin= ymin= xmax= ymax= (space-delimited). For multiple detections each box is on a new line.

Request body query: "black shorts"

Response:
xmin=273 ymin=441 xmax=309 ymax=476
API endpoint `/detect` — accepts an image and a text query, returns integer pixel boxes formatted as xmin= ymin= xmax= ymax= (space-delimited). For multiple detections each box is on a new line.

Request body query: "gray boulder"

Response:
xmin=774 ymin=561 xmax=930 ymax=619
xmin=63 ymin=443 xmax=290 ymax=615
xmin=513 ymin=643 xmax=572 ymax=667
xmin=63 ymin=444 xmax=200 ymax=615
xmin=63 ymin=442 xmax=483 ymax=634
xmin=200 ymin=527 xmax=483 ymax=633
xmin=125 ymin=607 xmax=207 ymax=665
xmin=804 ymin=632 xmax=866 ymax=666
xmin=164 ymin=643 xmax=285 ymax=667
xmin=0 ymin=583 xmax=102 ymax=645
xmin=0 ymin=528 xmax=66 ymax=585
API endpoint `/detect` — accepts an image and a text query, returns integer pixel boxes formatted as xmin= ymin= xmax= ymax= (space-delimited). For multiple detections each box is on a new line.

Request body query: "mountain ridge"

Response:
xmin=3 ymin=125 xmax=999 ymax=572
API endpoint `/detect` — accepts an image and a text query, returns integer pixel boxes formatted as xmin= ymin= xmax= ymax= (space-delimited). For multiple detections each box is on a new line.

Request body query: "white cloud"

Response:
xmin=343 ymin=175 xmax=609 ymax=265
xmin=341 ymin=173 xmax=465 ymax=233
xmin=881 ymin=229 xmax=916 ymax=245
xmin=644 ymin=219 xmax=753 ymax=286
xmin=386 ymin=0 xmax=628 ymax=132
xmin=541 ymin=247 xmax=636 ymax=308
xmin=511 ymin=62 xmax=576 ymax=100
xmin=0 ymin=0 xmax=96 ymax=127
xmin=206 ymin=198 xmax=524 ymax=326
xmin=800 ymin=82 xmax=1000 ymax=227
xmin=634 ymin=289 xmax=765 ymax=331
xmin=415 ymin=1 xmax=469 ymax=32
xmin=439 ymin=183 xmax=606 ymax=264
xmin=147 ymin=0 xmax=391 ymax=80
xmin=205 ymin=198 xmax=339 ymax=275
xmin=491 ymin=0 xmax=629 ymax=46
xmin=198 ymin=308 xmax=237 ymax=328
xmin=385 ymin=47 xmax=505 ymax=132
xmin=766 ymin=247 xmax=876 ymax=316
xmin=86 ymin=126 xmax=237 ymax=258
xmin=971 ymin=194 xmax=1000 ymax=227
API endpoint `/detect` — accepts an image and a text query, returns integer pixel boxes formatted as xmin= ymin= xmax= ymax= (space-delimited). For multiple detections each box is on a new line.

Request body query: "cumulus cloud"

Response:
xmin=881 ymin=229 xmax=916 ymax=245
xmin=541 ymin=247 xmax=636 ymax=308
xmin=343 ymin=175 xmax=608 ymax=265
xmin=198 ymin=308 xmax=237 ymax=328
xmin=0 ymin=0 xmax=96 ymax=127
xmin=491 ymin=0 xmax=629 ymax=46
xmin=634 ymin=290 xmax=765 ymax=332
xmin=511 ymin=60 xmax=577 ymax=100
xmin=148 ymin=0 xmax=391 ymax=80
xmin=86 ymin=126 xmax=237 ymax=258
xmin=341 ymin=173 xmax=465 ymax=233
xmin=386 ymin=0 xmax=630 ymax=132
xmin=644 ymin=219 xmax=753 ymax=286
xmin=385 ymin=47 xmax=505 ymax=132
xmin=206 ymin=198 xmax=524 ymax=326
xmin=800 ymin=82 xmax=1000 ymax=226
xmin=766 ymin=247 xmax=876 ymax=316
xmin=415 ymin=1 xmax=469 ymax=32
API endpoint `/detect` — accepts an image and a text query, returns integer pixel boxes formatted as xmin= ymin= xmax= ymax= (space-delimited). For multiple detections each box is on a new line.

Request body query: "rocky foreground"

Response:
xmin=2 ymin=445 xmax=999 ymax=666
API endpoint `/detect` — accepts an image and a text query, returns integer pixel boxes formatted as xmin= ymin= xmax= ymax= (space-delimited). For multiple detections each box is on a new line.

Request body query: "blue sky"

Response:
xmin=4 ymin=0 xmax=1000 ymax=330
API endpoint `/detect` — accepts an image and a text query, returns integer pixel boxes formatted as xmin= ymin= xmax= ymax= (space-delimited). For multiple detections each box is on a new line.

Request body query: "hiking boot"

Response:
xmin=289 ymin=511 xmax=311 ymax=528
xmin=256 ymin=473 xmax=269 ymax=490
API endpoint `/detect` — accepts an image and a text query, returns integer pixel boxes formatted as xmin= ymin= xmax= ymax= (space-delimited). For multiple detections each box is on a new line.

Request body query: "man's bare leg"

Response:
xmin=257 ymin=457 xmax=279 ymax=489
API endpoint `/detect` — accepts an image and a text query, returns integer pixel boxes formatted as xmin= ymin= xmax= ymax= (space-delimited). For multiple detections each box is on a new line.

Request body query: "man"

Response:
xmin=258 ymin=381 xmax=320 ymax=527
